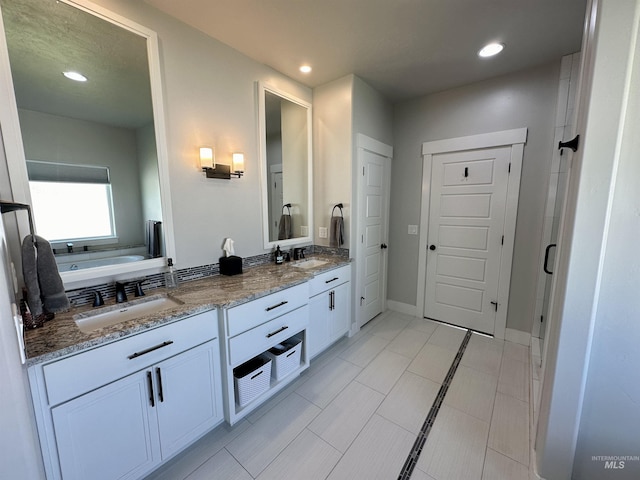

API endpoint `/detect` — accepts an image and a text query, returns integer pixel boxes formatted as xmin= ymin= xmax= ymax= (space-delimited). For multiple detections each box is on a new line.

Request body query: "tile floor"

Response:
xmin=144 ymin=311 xmax=535 ymax=480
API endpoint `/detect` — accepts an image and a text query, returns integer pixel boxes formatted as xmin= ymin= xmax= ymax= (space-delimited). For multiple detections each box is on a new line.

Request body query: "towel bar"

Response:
xmin=0 ymin=201 xmax=36 ymax=244
xmin=331 ymin=203 xmax=344 ymax=218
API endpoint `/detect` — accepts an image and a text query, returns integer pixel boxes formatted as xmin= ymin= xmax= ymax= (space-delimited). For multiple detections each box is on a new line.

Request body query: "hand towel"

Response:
xmin=330 ymin=216 xmax=344 ymax=247
xmin=278 ymin=214 xmax=292 ymax=240
xmin=21 ymin=235 xmax=69 ymax=318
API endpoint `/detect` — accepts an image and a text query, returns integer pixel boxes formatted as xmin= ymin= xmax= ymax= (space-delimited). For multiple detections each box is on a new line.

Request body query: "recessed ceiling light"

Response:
xmin=299 ymin=65 xmax=312 ymax=74
xmin=478 ymin=43 xmax=504 ymax=58
xmin=63 ymin=71 xmax=87 ymax=82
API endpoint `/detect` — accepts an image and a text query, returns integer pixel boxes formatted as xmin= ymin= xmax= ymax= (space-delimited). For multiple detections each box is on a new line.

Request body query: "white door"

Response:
xmin=359 ymin=150 xmax=389 ymax=327
xmin=270 ymin=169 xmax=283 ymax=237
xmin=52 ymin=371 xmax=160 ymax=480
xmin=424 ymin=147 xmax=511 ymax=334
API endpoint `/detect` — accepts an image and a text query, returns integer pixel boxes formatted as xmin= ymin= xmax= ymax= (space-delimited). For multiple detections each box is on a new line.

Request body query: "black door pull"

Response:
xmin=464 ymin=167 xmax=469 ymax=178
xmin=429 ymin=245 xmax=436 ymax=251
xmin=544 ymin=244 xmax=557 ymax=275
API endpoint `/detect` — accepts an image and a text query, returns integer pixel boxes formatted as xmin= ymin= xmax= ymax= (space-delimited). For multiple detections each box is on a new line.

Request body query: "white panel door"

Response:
xmin=155 ymin=340 xmax=222 ymax=459
xmin=424 ymin=147 xmax=510 ymax=334
xmin=359 ymin=150 xmax=387 ymax=327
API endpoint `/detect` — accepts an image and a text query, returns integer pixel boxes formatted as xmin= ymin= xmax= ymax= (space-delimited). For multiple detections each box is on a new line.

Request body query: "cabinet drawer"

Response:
xmin=226 ymin=283 xmax=308 ymax=337
xmin=43 ymin=309 xmax=217 ymax=406
xmin=228 ymin=305 xmax=308 ymax=366
xmin=309 ymin=265 xmax=351 ymax=297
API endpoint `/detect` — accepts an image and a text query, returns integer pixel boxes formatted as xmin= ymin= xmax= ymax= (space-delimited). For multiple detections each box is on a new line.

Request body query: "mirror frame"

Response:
xmin=0 ymin=0 xmax=175 ymax=289
xmin=258 ymin=82 xmax=313 ymax=249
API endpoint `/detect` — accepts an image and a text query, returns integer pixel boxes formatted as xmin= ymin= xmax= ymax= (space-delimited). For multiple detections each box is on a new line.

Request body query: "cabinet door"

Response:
xmin=52 ymin=372 xmax=160 ymax=480
xmin=330 ymin=282 xmax=350 ymax=341
xmin=155 ymin=340 xmax=223 ymax=459
xmin=308 ymin=291 xmax=331 ymax=358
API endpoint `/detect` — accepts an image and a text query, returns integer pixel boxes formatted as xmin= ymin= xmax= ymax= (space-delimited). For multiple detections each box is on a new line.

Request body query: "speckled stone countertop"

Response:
xmin=24 ymin=255 xmax=351 ymax=366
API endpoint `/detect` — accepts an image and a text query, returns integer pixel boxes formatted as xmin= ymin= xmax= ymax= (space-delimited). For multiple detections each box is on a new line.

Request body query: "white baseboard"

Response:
xmin=505 ymin=327 xmax=531 ymax=346
xmin=386 ymin=300 xmax=418 ymax=316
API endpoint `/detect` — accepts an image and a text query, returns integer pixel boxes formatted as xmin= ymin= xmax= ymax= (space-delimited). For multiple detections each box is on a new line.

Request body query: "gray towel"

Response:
xmin=278 ymin=214 xmax=292 ymax=240
xmin=330 ymin=216 xmax=344 ymax=247
xmin=21 ymin=235 xmax=69 ymax=317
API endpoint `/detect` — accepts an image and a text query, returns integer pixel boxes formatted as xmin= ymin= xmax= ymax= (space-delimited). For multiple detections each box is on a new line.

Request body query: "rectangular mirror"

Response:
xmin=0 ymin=0 xmax=175 ymax=288
xmin=258 ymin=83 xmax=313 ymax=249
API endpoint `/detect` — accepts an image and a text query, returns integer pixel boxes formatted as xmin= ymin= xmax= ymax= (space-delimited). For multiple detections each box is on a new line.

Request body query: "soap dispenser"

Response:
xmin=164 ymin=258 xmax=179 ymax=289
xmin=275 ymin=245 xmax=283 ymax=265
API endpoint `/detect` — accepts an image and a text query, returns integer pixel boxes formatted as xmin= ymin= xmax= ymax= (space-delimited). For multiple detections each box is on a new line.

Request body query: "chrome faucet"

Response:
xmin=115 ymin=282 xmax=128 ymax=303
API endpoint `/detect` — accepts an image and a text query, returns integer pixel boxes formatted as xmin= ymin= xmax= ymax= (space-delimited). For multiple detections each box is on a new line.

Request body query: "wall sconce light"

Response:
xmin=232 ymin=153 xmax=244 ymax=178
xmin=200 ymin=147 xmax=244 ymax=179
xmin=199 ymin=147 xmax=214 ymax=169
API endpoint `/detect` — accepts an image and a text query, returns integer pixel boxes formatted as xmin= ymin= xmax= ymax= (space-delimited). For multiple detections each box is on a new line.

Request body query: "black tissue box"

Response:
xmin=219 ymin=255 xmax=243 ymax=276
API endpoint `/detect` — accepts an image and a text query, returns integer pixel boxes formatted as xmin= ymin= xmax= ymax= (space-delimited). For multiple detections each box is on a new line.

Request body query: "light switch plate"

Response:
xmin=319 ymin=227 xmax=328 ymax=238
xmin=300 ymin=226 xmax=309 ymax=236
xmin=408 ymin=225 xmax=418 ymax=235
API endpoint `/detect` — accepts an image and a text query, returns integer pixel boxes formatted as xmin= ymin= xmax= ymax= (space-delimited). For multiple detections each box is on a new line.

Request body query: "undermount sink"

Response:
xmin=291 ymin=259 xmax=328 ymax=269
xmin=74 ymin=294 xmax=184 ymax=333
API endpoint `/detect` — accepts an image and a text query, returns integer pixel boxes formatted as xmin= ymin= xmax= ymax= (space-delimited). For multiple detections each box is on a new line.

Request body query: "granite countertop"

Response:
xmin=24 ymin=255 xmax=351 ymax=366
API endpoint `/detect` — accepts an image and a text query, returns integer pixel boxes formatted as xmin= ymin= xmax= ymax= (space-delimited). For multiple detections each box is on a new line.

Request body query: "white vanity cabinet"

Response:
xmin=219 ymin=282 xmax=310 ymax=424
xmin=29 ymin=310 xmax=224 ymax=480
xmin=307 ymin=265 xmax=351 ymax=358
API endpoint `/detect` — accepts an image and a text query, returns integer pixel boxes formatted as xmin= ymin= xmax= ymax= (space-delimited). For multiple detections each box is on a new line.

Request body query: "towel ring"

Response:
xmin=282 ymin=203 xmax=292 ymax=215
xmin=331 ymin=203 xmax=344 ymax=218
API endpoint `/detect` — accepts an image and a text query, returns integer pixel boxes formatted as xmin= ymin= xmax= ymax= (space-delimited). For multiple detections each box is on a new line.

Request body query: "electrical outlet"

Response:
xmin=408 ymin=225 xmax=418 ymax=235
xmin=319 ymin=227 xmax=328 ymax=238
xmin=300 ymin=226 xmax=309 ymax=236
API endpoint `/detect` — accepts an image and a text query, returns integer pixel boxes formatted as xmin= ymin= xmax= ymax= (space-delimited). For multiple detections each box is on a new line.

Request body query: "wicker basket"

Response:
xmin=264 ymin=338 xmax=302 ymax=381
xmin=233 ymin=355 xmax=272 ymax=407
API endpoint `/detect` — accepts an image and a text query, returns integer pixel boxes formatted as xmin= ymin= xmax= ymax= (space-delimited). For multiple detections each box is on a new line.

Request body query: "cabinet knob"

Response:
xmin=429 ymin=245 xmax=436 ymax=251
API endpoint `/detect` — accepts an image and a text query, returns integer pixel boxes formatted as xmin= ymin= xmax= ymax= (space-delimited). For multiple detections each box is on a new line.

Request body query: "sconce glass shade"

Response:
xmin=199 ymin=147 xmax=214 ymax=169
xmin=232 ymin=152 xmax=245 ymax=173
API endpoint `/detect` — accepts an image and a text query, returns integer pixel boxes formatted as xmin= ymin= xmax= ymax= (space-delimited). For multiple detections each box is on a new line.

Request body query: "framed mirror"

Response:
xmin=258 ymin=82 xmax=313 ymax=249
xmin=0 ymin=0 xmax=175 ymax=288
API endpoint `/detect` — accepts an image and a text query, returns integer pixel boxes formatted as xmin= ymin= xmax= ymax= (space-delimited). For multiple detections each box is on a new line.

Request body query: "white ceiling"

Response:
xmin=144 ymin=0 xmax=587 ymax=101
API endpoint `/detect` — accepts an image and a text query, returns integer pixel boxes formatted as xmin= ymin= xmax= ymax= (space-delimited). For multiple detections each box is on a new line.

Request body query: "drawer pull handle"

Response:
xmin=156 ymin=367 xmax=164 ymax=403
xmin=325 ymin=277 xmax=339 ymax=284
xmin=128 ymin=340 xmax=174 ymax=360
xmin=251 ymin=370 xmax=263 ymax=380
xmin=266 ymin=325 xmax=289 ymax=338
xmin=286 ymin=350 xmax=296 ymax=358
xmin=147 ymin=371 xmax=155 ymax=407
xmin=265 ymin=301 xmax=288 ymax=312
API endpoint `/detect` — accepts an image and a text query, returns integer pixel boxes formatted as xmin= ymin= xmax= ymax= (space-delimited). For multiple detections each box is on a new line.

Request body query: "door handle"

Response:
xmin=380 ymin=243 xmax=388 ymax=249
xmin=156 ymin=367 xmax=164 ymax=403
xmin=544 ymin=244 xmax=557 ymax=274
xmin=429 ymin=244 xmax=436 ymax=251
xmin=266 ymin=325 xmax=289 ymax=338
xmin=147 ymin=371 xmax=155 ymax=407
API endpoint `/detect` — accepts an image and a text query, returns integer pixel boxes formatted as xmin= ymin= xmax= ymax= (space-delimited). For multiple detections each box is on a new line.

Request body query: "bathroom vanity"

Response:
xmin=27 ymin=310 xmax=223 ymax=480
xmin=24 ymin=256 xmax=351 ymax=480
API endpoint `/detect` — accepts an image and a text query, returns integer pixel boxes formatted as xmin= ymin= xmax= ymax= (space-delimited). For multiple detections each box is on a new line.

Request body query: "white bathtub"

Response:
xmin=57 ymin=255 xmax=146 ymax=272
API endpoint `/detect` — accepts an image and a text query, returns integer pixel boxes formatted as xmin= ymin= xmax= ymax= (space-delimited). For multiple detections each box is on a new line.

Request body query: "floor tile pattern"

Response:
xmin=143 ymin=312 xmax=532 ymax=480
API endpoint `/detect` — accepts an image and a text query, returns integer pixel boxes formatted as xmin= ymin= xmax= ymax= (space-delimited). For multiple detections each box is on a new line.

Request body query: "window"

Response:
xmin=27 ymin=161 xmax=116 ymax=243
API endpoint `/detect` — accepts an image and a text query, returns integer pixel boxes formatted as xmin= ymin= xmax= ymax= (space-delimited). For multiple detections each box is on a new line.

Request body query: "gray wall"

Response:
xmin=313 ymin=75 xmax=353 ymax=248
xmin=18 ymin=109 xmax=145 ymax=247
xmin=389 ymin=62 xmax=559 ymax=333
xmin=352 ymin=75 xmax=394 ymax=146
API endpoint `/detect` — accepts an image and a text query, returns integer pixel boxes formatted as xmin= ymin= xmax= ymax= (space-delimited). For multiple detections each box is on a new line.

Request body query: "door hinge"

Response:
xmin=491 ymin=301 xmax=498 ymax=312
xmin=508 ymin=163 xmax=511 ymax=173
